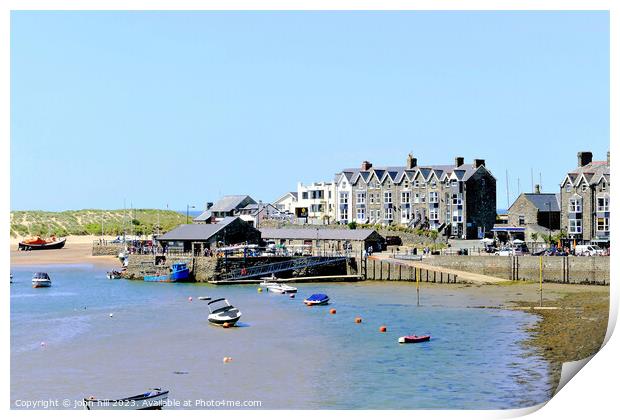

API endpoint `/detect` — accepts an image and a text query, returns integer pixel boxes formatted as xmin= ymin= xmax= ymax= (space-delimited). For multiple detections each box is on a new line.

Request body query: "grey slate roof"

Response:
xmin=259 ymin=228 xmax=382 ymax=241
xmin=523 ymin=193 xmax=561 ymax=212
xmin=193 ymin=210 xmax=212 ymax=222
xmin=338 ymin=162 xmax=490 ymax=185
xmin=157 ymin=217 xmax=238 ymax=241
xmin=210 ymin=195 xmax=256 ymax=212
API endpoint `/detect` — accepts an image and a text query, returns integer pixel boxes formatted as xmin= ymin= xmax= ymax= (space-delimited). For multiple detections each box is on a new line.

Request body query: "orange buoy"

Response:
xmin=355 ymin=317 xmax=362 ymax=323
xmin=223 ymin=357 xmax=232 ymax=363
xmin=330 ymin=308 xmax=337 ymax=315
xmin=222 ymin=322 xmax=231 ymax=328
xmin=188 ymin=296 xmax=193 ymax=302
xmin=379 ymin=325 xmax=387 ymax=332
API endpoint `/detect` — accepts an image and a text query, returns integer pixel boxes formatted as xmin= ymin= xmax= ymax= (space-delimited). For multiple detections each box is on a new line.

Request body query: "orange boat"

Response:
xmin=18 ymin=236 xmax=66 ymax=250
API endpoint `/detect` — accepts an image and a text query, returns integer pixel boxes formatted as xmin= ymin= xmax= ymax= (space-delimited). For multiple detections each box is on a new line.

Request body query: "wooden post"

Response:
xmin=416 ymin=267 xmax=420 ymax=306
xmin=539 ymin=255 xmax=543 ymax=307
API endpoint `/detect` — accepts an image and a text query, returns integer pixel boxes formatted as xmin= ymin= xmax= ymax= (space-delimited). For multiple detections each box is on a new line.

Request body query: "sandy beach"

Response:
xmin=10 ymin=235 xmax=119 ymax=268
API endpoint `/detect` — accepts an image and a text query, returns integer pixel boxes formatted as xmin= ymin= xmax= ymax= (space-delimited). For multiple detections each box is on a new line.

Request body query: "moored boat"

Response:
xmin=207 ymin=298 xmax=242 ymax=326
xmin=267 ymin=283 xmax=297 ymax=294
xmin=83 ymin=388 xmax=169 ymax=410
xmin=32 ymin=272 xmax=52 ymax=288
xmin=144 ymin=262 xmax=190 ymax=282
xmin=18 ymin=236 xmax=66 ymax=251
xmin=398 ymin=335 xmax=431 ymax=344
xmin=106 ymin=270 xmax=123 ymax=279
xmin=303 ymin=293 xmax=329 ymax=306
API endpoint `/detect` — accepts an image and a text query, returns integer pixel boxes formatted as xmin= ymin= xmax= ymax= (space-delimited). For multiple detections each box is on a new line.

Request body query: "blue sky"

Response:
xmin=10 ymin=11 xmax=609 ymax=211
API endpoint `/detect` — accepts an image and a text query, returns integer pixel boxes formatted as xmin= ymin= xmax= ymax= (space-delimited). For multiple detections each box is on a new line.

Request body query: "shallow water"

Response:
xmin=11 ymin=264 xmax=550 ymax=409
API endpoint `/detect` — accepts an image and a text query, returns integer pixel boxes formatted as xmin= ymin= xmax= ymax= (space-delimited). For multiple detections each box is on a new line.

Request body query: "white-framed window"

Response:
xmin=569 ymin=197 xmax=582 ymax=213
xmin=602 ymin=181 xmax=607 ymax=191
xmin=356 ymin=192 xmax=366 ymax=204
xmin=597 ymin=196 xmax=609 ymax=212
xmin=369 ymin=194 xmax=374 ymax=204
xmin=413 ymin=180 xmax=419 ymax=188
xmin=452 ymin=194 xmax=462 ymax=206
xmin=339 ymin=192 xmax=349 ymax=205
xmin=420 ymin=194 xmax=426 ymax=204
xmin=401 ymin=191 xmax=410 ymax=204
xmin=356 ymin=207 xmax=365 ymax=221
xmin=401 ymin=206 xmax=411 ymax=221
xmin=385 ymin=207 xmax=393 ymax=220
xmin=384 ymin=191 xmax=392 ymax=204
xmin=581 ymin=184 xmax=588 ymax=192
xmin=431 ymin=181 xmax=437 ymax=189
xmin=429 ymin=192 xmax=438 ymax=203
xmin=420 ymin=181 xmax=427 ymax=188
xmin=452 ymin=211 xmax=463 ymax=223
xmin=403 ymin=181 xmax=409 ymax=189
xmin=518 ymin=215 xmax=525 ymax=226
xmin=310 ymin=204 xmax=323 ymax=213
xmin=451 ymin=179 xmax=458 ymax=187
xmin=569 ymin=219 xmax=582 ymax=234
xmin=413 ymin=193 xmax=420 ymax=204
xmin=565 ymin=185 xmax=572 ymax=192
xmin=597 ymin=217 xmax=609 ymax=232
xmin=429 ymin=208 xmax=439 ymax=220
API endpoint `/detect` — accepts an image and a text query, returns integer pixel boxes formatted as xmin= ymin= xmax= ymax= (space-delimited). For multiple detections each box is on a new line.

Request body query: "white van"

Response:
xmin=574 ymin=244 xmax=605 ymax=256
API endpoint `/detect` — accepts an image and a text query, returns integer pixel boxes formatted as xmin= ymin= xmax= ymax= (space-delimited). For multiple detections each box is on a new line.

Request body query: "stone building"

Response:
xmin=506 ymin=185 xmax=560 ymax=242
xmin=333 ymin=154 xmax=496 ymax=239
xmin=259 ymin=227 xmax=385 ymax=254
xmin=193 ymin=195 xmax=256 ymax=223
xmin=560 ymin=151 xmax=610 ymax=247
xmin=156 ymin=217 xmax=261 ymax=253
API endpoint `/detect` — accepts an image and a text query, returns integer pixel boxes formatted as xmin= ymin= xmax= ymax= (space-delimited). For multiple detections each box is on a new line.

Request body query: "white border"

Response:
xmin=2 ymin=2 xmax=616 ymax=420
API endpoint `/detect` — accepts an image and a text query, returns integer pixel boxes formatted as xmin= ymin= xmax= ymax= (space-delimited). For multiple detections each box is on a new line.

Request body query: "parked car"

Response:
xmin=495 ymin=246 xmax=526 ymax=256
xmin=574 ymin=244 xmax=605 ymax=256
xmin=385 ymin=236 xmax=403 ymax=246
xmin=532 ymin=248 xmax=569 ymax=256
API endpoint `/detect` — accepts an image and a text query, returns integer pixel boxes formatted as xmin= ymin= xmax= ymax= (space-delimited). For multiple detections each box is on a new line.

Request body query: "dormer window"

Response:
xmin=581 ymin=184 xmax=587 ymax=192
xmin=602 ymin=181 xmax=607 ymax=191
xmin=566 ymin=185 xmax=572 ymax=193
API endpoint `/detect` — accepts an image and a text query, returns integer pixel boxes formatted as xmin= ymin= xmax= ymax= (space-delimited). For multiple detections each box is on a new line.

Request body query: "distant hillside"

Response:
xmin=10 ymin=209 xmax=188 ymax=238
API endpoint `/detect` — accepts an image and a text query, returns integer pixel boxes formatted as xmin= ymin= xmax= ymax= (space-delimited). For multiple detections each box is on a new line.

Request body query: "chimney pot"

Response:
xmin=473 ymin=159 xmax=485 ymax=168
xmin=577 ymin=151 xmax=593 ymax=167
xmin=455 ymin=156 xmax=464 ymax=167
xmin=535 ymin=184 xmax=541 ymax=194
xmin=607 ymin=151 xmax=610 ymax=165
xmin=406 ymin=154 xmax=417 ymax=169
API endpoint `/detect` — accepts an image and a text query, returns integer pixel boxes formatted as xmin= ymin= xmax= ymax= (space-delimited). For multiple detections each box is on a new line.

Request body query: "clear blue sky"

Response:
xmin=10 ymin=11 xmax=609 ymax=211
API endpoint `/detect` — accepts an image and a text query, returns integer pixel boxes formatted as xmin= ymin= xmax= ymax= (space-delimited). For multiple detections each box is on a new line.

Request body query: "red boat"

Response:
xmin=18 ymin=236 xmax=66 ymax=250
xmin=398 ymin=335 xmax=431 ymax=344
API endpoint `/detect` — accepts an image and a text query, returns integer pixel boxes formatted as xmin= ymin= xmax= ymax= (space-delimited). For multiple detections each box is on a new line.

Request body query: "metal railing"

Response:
xmin=218 ymin=256 xmax=349 ymax=281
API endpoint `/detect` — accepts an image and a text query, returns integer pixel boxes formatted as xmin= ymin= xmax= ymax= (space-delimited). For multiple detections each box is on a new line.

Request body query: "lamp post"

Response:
xmin=186 ymin=204 xmax=195 ymax=224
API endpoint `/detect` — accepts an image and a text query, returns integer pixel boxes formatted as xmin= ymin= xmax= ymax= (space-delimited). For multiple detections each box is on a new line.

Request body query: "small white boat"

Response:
xmin=32 ymin=272 xmax=52 ymax=288
xmin=83 ymin=388 xmax=168 ymax=410
xmin=197 ymin=296 xmax=211 ymax=301
xmin=207 ymin=298 xmax=242 ymax=326
xmin=106 ymin=270 xmax=123 ymax=279
xmin=266 ymin=283 xmax=297 ymax=294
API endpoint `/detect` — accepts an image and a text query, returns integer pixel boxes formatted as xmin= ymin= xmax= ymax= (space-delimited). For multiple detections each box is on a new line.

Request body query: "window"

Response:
xmin=597 ymin=197 xmax=609 ymax=212
xmin=452 ymin=211 xmax=463 ymax=223
xmin=384 ymin=191 xmax=392 ymax=204
xmin=569 ymin=197 xmax=582 ymax=213
xmin=413 ymin=193 xmax=420 ymax=204
xmin=452 ymin=194 xmax=462 ymax=206
xmin=339 ymin=192 xmax=349 ymax=205
xmin=401 ymin=192 xmax=410 ymax=204
xmin=429 ymin=192 xmax=438 ymax=203
xmin=602 ymin=181 xmax=607 ymax=191
xmin=385 ymin=207 xmax=393 ymax=220
xmin=420 ymin=194 xmax=426 ymax=204
xmin=413 ymin=180 xmax=419 ymax=188
xmin=403 ymin=181 xmax=409 ymax=189
xmin=451 ymin=179 xmax=458 ymax=187
xmin=420 ymin=181 xmax=426 ymax=188
xmin=302 ymin=192 xmax=308 ymax=200
xmin=431 ymin=181 xmax=437 ymax=189
xmin=581 ymin=184 xmax=587 ymax=192
xmin=569 ymin=219 xmax=582 ymax=234
xmin=597 ymin=217 xmax=609 ymax=232
xmin=401 ymin=206 xmax=411 ymax=221
xmin=356 ymin=192 xmax=366 ymax=204
xmin=566 ymin=185 xmax=572 ymax=193
xmin=356 ymin=207 xmax=365 ymax=221
xmin=518 ymin=215 xmax=525 ymax=226
xmin=369 ymin=194 xmax=375 ymax=204
xmin=310 ymin=204 xmax=323 ymax=212
xmin=429 ymin=208 xmax=439 ymax=220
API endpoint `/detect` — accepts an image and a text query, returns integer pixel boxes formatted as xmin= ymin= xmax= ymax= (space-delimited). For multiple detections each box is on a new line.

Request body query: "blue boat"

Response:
xmin=144 ymin=262 xmax=190 ymax=282
xmin=303 ymin=293 xmax=329 ymax=306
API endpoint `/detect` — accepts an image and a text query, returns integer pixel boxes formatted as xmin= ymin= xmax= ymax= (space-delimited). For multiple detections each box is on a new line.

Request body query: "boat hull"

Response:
xmin=207 ymin=312 xmax=242 ymax=326
xmin=19 ymin=238 xmax=66 ymax=250
xmin=144 ymin=267 xmax=190 ymax=282
xmin=32 ymin=280 xmax=52 ymax=288
xmin=84 ymin=390 xmax=168 ymax=410
xmin=398 ymin=335 xmax=431 ymax=344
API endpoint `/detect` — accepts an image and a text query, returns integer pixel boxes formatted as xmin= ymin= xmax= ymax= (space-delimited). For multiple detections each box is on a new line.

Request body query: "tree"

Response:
xmin=347 ymin=221 xmax=358 ymax=230
xmin=530 ymin=232 xmax=539 ymax=242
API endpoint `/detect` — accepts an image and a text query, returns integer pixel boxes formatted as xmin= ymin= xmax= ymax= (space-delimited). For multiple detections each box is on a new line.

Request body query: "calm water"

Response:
xmin=11 ymin=264 xmax=551 ymax=409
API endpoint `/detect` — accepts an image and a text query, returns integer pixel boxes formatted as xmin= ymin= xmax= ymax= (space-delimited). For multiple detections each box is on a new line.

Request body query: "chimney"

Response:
xmin=473 ymin=159 xmax=485 ymax=168
xmin=406 ymin=153 xmax=417 ymax=169
xmin=577 ymin=151 xmax=592 ymax=167
xmin=206 ymin=202 xmax=213 ymax=210
xmin=607 ymin=151 xmax=610 ymax=165
xmin=534 ymin=184 xmax=541 ymax=194
xmin=455 ymin=156 xmax=464 ymax=167
xmin=361 ymin=160 xmax=373 ymax=171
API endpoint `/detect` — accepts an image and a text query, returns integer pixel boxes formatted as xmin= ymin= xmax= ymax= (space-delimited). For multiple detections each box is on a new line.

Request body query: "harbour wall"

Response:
xmin=419 ymin=255 xmax=609 ymax=285
xmin=92 ymin=244 xmax=124 ymax=256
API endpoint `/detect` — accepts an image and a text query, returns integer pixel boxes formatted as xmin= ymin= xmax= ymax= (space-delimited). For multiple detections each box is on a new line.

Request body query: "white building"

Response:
xmin=273 ymin=192 xmax=298 ymax=214
xmin=294 ymin=182 xmax=336 ymax=224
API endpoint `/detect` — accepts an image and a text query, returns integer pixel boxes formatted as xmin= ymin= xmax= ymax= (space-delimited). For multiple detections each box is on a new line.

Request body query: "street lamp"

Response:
xmin=186 ymin=204 xmax=195 ymax=224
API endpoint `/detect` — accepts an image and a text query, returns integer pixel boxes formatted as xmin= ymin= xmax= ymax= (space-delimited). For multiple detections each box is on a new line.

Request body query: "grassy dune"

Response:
xmin=10 ymin=209 xmax=187 ymax=238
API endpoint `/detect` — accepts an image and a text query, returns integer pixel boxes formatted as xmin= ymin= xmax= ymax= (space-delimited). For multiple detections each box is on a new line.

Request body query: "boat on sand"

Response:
xmin=18 ymin=236 xmax=66 ymax=250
